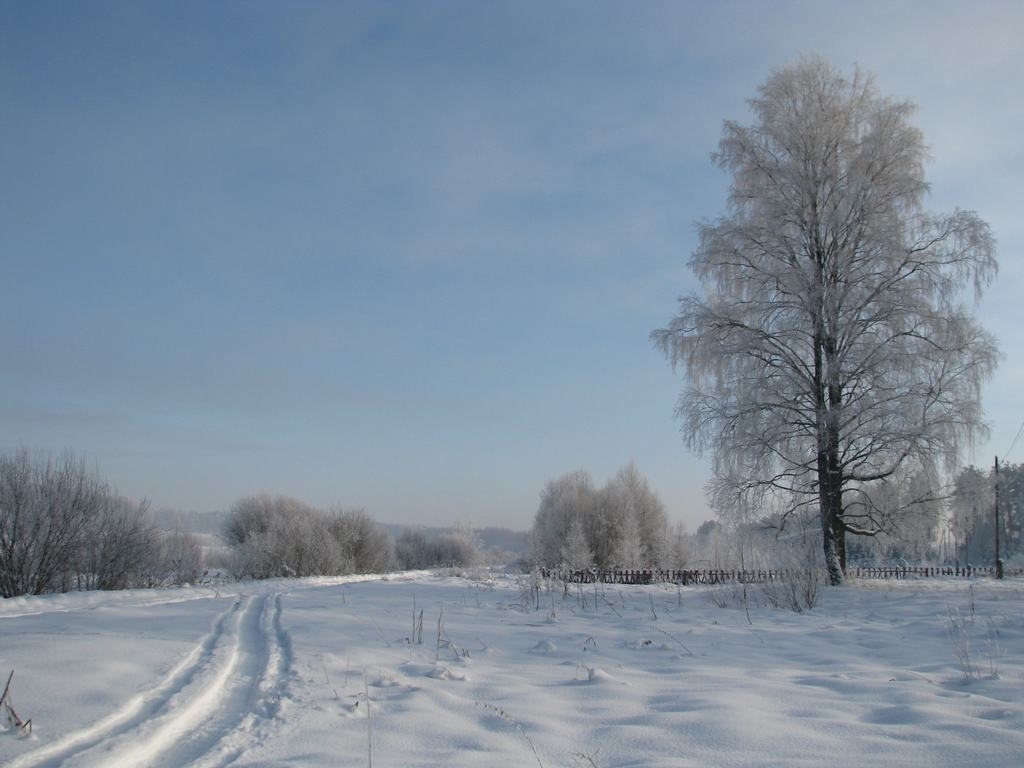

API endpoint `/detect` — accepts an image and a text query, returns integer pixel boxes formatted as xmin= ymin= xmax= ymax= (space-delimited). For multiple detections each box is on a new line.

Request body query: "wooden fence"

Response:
xmin=546 ymin=566 xmax=1023 ymax=585
xmin=850 ymin=565 xmax=1022 ymax=579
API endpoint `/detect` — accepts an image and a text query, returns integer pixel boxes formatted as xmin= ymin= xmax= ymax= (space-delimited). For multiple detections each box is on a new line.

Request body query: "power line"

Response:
xmin=1005 ymin=417 xmax=1024 ymax=462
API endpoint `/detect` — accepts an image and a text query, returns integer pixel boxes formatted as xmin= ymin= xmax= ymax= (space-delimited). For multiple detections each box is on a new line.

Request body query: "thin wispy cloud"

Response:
xmin=2 ymin=1 xmax=1020 ymax=521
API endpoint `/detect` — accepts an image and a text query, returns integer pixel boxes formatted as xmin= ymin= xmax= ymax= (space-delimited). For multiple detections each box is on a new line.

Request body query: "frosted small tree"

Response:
xmin=590 ymin=463 xmax=668 ymax=568
xmin=664 ymin=521 xmax=691 ymax=569
xmin=530 ymin=470 xmax=597 ymax=567
xmin=611 ymin=502 xmax=643 ymax=568
xmin=589 ymin=485 xmax=624 ymax=569
xmin=653 ymin=55 xmax=998 ymax=584
xmin=614 ymin=462 xmax=669 ymax=567
xmin=560 ymin=515 xmax=593 ymax=570
xmin=948 ymin=465 xmax=996 ymax=563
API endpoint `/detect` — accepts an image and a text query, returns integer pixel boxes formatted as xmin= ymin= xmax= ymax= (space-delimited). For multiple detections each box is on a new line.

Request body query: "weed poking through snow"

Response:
xmin=0 ymin=671 xmax=32 ymax=737
xmin=476 ymin=701 xmax=545 ymax=768
xmin=945 ymin=606 xmax=981 ymax=681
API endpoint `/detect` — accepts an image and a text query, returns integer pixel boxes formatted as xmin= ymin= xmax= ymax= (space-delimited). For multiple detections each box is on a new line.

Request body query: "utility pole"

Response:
xmin=995 ymin=456 xmax=1003 ymax=579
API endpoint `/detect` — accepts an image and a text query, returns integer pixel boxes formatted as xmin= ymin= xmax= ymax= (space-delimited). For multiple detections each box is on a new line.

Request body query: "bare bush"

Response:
xmin=758 ymin=522 xmax=823 ymax=613
xmin=76 ymin=496 xmax=160 ymax=591
xmin=0 ymin=449 xmax=108 ymax=597
xmin=158 ymin=528 xmax=205 ymax=585
xmin=0 ymin=449 xmax=176 ymax=596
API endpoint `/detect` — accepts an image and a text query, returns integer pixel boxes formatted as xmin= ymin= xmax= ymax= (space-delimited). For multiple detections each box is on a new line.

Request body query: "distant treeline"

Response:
xmin=0 ymin=448 xmax=516 ymax=597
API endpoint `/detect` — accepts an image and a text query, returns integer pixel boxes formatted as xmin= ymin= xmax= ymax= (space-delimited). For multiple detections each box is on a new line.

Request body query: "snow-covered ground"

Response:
xmin=1 ymin=572 xmax=1022 ymax=767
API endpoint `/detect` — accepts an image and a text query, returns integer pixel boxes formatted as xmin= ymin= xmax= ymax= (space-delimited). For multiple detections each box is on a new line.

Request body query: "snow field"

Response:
xmin=1 ymin=573 xmax=1023 ymax=767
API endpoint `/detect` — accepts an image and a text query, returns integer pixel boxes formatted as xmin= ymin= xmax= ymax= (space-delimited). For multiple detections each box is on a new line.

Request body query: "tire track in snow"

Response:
xmin=9 ymin=591 xmax=293 ymax=768
xmin=6 ymin=598 xmax=242 ymax=768
xmin=185 ymin=591 xmax=294 ymax=768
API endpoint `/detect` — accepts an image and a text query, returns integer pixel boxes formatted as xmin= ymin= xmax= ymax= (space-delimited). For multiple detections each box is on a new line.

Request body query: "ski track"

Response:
xmin=8 ymin=591 xmax=292 ymax=768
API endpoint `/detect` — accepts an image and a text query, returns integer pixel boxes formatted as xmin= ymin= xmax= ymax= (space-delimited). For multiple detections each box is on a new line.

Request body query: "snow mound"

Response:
xmin=575 ymin=665 xmax=621 ymax=684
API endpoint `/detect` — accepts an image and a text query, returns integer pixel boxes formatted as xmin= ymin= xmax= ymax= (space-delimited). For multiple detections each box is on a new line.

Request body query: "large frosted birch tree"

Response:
xmin=652 ymin=56 xmax=999 ymax=584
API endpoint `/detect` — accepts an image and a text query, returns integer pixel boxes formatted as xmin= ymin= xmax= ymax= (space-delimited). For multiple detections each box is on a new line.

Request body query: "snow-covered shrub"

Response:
xmin=224 ymin=494 xmax=394 ymax=578
xmin=328 ymin=508 xmax=396 ymax=573
xmin=394 ymin=529 xmax=479 ymax=570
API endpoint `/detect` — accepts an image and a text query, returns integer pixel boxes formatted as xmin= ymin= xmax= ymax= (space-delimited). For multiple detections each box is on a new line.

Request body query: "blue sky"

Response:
xmin=2 ymin=1 xmax=1022 ymax=529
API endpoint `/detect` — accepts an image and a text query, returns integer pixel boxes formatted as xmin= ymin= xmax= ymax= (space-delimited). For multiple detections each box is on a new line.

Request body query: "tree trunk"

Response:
xmin=815 ymin=319 xmax=846 ymax=586
xmin=825 ymin=428 xmax=846 ymax=583
xmin=819 ymin=461 xmax=845 ymax=586
xmin=818 ymin=431 xmax=847 ymax=586
xmin=836 ymin=519 xmax=847 ymax=573
xmin=822 ymin=517 xmax=844 ymax=586
xmin=823 ymin=313 xmax=847 ymax=583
